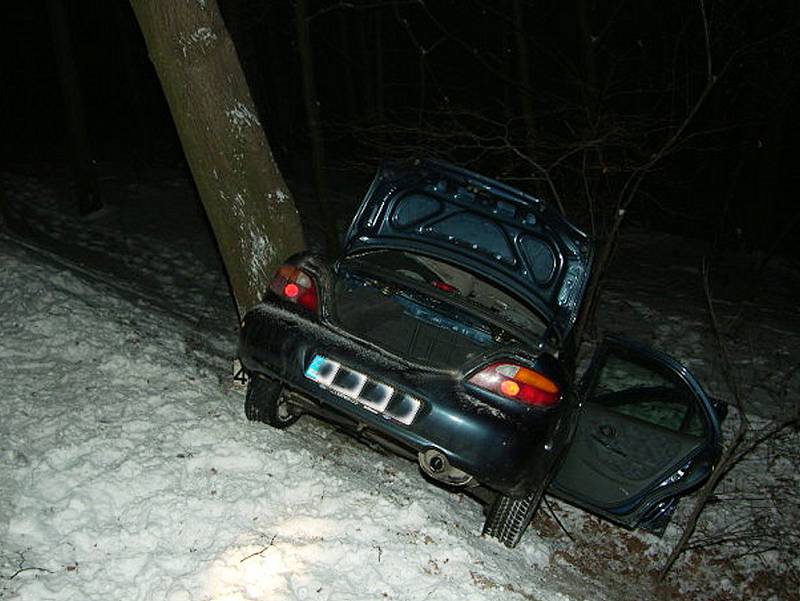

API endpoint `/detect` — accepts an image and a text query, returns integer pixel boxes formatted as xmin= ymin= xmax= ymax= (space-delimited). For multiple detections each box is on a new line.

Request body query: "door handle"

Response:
xmin=598 ymin=424 xmax=616 ymax=438
xmin=591 ymin=425 xmax=627 ymax=457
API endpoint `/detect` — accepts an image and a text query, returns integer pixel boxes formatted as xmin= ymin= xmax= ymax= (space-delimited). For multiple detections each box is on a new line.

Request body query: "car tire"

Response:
xmin=482 ymin=483 xmax=546 ymax=548
xmin=245 ymin=373 xmax=299 ymax=428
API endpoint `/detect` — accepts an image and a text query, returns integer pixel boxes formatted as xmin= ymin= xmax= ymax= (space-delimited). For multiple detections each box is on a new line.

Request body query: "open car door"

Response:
xmin=550 ymin=336 xmax=723 ymax=533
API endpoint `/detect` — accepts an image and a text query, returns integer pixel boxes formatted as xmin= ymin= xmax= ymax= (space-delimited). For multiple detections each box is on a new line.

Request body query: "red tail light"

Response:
xmin=269 ymin=264 xmax=318 ymax=312
xmin=468 ymin=362 xmax=561 ymax=407
xmin=431 ymin=280 xmax=459 ymax=294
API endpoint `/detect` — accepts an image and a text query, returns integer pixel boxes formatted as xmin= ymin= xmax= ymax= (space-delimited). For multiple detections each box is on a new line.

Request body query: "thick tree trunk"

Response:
xmin=576 ymin=0 xmax=598 ymax=119
xmin=374 ymin=9 xmax=385 ymax=120
xmin=222 ymin=3 xmax=271 ymax=128
xmin=337 ymin=9 xmax=358 ymax=118
xmin=358 ymin=14 xmax=375 ymax=118
xmin=512 ymin=0 xmax=536 ymax=149
xmin=129 ymin=0 xmax=305 ymax=316
xmin=113 ymin=1 xmax=152 ymax=171
xmin=261 ymin=4 xmax=294 ymax=163
xmin=294 ymin=0 xmax=338 ymax=253
xmin=47 ymin=0 xmax=102 ymax=216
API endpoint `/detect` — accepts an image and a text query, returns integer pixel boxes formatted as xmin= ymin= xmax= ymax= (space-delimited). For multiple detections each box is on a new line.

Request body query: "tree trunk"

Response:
xmin=221 ymin=2 xmax=271 ymax=131
xmin=113 ymin=1 xmax=152 ymax=171
xmin=337 ymin=9 xmax=358 ymax=118
xmin=375 ymin=9 xmax=385 ymax=120
xmin=261 ymin=3 xmax=294 ymax=163
xmin=294 ymin=0 xmax=338 ymax=253
xmin=47 ymin=0 xmax=102 ymax=216
xmin=129 ymin=0 xmax=305 ymax=316
xmin=576 ymin=0 xmax=598 ymax=119
xmin=512 ymin=0 xmax=536 ymax=150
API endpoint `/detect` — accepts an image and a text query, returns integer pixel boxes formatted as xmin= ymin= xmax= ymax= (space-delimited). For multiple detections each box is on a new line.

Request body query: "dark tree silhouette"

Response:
xmin=46 ymin=0 xmax=102 ymax=216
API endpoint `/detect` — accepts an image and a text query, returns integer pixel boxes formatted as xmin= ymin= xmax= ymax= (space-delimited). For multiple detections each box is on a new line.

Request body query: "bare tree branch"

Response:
xmin=659 ymin=262 xmax=798 ymax=578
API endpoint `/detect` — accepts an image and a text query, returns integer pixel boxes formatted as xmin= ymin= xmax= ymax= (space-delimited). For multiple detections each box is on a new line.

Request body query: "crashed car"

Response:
xmin=238 ymin=159 xmax=724 ymax=548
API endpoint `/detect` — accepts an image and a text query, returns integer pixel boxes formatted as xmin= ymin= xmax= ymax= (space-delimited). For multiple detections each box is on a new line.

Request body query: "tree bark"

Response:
xmin=129 ymin=0 xmax=305 ymax=316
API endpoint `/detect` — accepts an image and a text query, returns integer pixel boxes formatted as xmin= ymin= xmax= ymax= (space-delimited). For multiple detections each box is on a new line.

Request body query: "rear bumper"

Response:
xmin=239 ymin=302 xmax=561 ymax=497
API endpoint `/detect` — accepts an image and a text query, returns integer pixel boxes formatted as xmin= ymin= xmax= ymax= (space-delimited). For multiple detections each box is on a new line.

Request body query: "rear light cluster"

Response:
xmin=431 ymin=279 xmax=459 ymax=294
xmin=270 ymin=264 xmax=318 ymax=312
xmin=469 ymin=362 xmax=561 ymax=407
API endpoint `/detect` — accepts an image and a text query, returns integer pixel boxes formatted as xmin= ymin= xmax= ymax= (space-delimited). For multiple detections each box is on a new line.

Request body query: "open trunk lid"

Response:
xmin=343 ymin=160 xmax=593 ymax=341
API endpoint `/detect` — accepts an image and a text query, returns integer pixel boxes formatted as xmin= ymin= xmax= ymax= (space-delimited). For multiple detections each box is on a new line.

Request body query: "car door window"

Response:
xmin=593 ymin=354 xmax=707 ymax=438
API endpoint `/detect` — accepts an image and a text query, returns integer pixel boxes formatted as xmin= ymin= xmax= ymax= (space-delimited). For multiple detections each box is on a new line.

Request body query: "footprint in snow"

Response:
xmin=1 ymin=448 xmax=30 ymax=467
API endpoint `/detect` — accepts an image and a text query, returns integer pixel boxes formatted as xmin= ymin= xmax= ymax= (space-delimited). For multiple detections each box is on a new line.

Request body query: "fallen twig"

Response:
xmin=240 ymin=535 xmax=277 ymax=563
xmin=542 ymin=496 xmax=575 ymax=543
xmin=7 ymin=566 xmax=54 ymax=580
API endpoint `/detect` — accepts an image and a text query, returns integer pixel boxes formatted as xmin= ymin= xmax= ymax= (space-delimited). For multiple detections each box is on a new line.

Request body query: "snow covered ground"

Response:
xmin=1 ymin=166 xmax=798 ymax=600
xmin=0 ymin=237 xmax=574 ymax=601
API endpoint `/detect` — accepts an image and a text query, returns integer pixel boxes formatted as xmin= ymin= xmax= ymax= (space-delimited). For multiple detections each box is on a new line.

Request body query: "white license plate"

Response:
xmin=304 ymin=355 xmax=421 ymax=425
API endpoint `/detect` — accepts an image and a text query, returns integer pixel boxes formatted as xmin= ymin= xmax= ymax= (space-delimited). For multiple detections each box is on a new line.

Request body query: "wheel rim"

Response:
xmin=277 ymin=400 xmax=293 ymax=422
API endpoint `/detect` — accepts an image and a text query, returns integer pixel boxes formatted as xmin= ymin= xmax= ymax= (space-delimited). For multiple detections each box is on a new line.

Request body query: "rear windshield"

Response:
xmin=341 ymin=250 xmax=546 ymax=337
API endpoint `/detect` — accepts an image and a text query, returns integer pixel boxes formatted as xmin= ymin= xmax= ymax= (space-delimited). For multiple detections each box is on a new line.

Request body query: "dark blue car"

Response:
xmin=238 ymin=159 xmax=724 ymax=548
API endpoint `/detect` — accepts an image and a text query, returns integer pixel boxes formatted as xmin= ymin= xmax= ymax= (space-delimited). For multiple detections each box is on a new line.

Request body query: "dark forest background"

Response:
xmin=2 ymin=0 xmax=798 ymax=257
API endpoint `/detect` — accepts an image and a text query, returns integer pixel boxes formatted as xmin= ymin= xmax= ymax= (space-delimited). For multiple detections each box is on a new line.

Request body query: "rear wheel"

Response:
xmin=482 ymin=483 xmax=546 ymax=548
xmin=245 ymin=373 xmax=299 ymax=428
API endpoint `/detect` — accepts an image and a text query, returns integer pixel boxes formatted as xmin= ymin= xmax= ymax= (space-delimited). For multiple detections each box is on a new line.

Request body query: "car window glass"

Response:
xmin=684 ymin=409 xmax=707 ymax=438
xmin=589 ymin=352 xmax=707 ymax=438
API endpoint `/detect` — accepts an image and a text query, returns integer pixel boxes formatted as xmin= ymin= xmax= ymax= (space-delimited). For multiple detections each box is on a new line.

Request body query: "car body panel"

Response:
xmin=239 ymin=295 xmax=571 ymax=496
xmin=343 ymin=159 xmax=593 ymax=341
xmin=549 ymin=336 xmax=723 ymax=530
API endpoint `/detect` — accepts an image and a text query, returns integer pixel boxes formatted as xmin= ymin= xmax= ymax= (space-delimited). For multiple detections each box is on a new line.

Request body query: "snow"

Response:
xmin=229 ymin=190 xmax=277 ymax=299
xmin=178 ymin=27 xmax=217 ymax=59
xmin=1 ymin=166 xmax=798 ymax=600
xmin=0 ymin=243 xmax=561 ymax=599
xmin=0 ymin=178 xmax=568 ymax=600
xmin=226 ymin=102 xmax=261 ymax=132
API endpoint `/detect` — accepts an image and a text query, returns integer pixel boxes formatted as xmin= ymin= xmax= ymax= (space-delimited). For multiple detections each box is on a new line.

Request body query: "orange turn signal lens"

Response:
xmin=514 ymin=367 xmax=559 ymax=394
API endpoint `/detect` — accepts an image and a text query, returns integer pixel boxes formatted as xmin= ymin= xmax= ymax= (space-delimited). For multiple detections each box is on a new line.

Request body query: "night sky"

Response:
xmin=2 ymin=0 xmax=799 ymax=254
